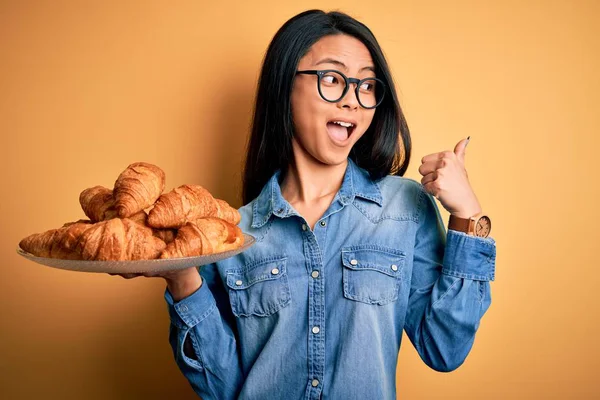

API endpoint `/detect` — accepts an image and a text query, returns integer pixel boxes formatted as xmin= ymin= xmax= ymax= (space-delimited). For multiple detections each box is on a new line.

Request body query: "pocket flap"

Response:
xmin=341 ymin=246 xmax=405 ymax=278
xmin=226 ymin=257 xmax=288 ymax=290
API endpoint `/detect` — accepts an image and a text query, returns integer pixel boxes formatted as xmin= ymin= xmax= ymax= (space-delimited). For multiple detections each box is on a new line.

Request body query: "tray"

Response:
xmin=17 ymin=233 xmax=255 ymax=273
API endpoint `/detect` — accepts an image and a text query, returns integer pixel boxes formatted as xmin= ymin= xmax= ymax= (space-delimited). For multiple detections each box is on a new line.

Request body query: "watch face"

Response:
xmin=475 ymin=216 xmax=491 ymax=237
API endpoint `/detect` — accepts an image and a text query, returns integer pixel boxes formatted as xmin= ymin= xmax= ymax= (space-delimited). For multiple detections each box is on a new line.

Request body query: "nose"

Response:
xmin=337 ymin=84 xmax=359 ymax=110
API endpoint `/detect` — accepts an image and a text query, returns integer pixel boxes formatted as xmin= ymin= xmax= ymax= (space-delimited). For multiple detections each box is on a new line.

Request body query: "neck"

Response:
xmin=280 ymin=142 xmax=347 ymax=205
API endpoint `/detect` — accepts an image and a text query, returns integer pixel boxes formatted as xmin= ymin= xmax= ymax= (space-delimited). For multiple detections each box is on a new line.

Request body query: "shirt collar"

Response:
xmin=251 ymin=158 xmax=382 ymax=228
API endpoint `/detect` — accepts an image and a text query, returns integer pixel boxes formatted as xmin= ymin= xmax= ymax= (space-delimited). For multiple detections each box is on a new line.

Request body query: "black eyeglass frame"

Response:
xmin=295 ymin=69 xmax=386 ymax=109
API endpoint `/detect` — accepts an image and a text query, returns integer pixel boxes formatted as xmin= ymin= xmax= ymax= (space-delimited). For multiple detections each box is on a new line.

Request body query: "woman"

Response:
xmin=146 ymin=9 xmax=495 ymax=399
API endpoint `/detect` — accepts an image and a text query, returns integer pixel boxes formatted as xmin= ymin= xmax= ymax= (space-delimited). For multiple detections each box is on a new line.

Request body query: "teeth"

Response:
xmin=332 ymin=121 xmax=354 ymax=128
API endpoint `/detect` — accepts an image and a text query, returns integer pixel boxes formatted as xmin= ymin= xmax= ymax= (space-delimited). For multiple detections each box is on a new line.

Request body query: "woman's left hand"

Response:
xmin=418 ymin=137 xmax=482 ymax=218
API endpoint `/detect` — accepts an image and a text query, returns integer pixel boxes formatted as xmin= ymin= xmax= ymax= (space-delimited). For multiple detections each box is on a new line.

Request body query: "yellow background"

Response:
xmin=1 ymin=1 xmax=598 ymax=398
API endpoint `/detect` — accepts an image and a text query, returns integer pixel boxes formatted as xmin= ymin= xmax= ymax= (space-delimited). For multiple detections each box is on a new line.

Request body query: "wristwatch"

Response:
xmin=448 ymin=213 xmax=491 ymax=238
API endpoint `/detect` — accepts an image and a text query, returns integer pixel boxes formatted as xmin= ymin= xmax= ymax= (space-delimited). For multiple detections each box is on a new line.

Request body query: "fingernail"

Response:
xmin=466 ymin=136 xmax=471 ymax=146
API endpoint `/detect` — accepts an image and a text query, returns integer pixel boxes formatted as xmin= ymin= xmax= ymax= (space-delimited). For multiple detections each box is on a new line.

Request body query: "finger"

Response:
xmin=422 ymin=182 xmax=439 ymax=198
xmin=421 ymin=153 xmax=441 ymax=163
xmin=418 ymin=162 xmax=435 ymax=176
xmin=453 ymin=136 xmax=470 ymax=164
xmin=418 ymin=159 xmax=446 ymax=176
xmin=119 ymin=273 xmax=141 ymax=279
xmin=142 ymin=271 xmax=163 ymax=278
xmin=420 ymin=171 xmax=437 ymax=186
xmin=421 ymin=150 xmax=451 ymax=164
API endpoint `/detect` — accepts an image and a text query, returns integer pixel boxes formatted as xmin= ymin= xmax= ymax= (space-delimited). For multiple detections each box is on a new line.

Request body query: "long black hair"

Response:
xmin=242 ymin=9 xmax=411 ymax=205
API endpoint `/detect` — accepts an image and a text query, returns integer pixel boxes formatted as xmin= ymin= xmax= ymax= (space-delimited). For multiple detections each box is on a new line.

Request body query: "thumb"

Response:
xmin=454 ymin=136 xmax=470 ymax=163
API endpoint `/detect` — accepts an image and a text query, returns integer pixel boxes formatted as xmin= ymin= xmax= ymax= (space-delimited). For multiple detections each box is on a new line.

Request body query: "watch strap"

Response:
xmin=448 ymin=215 xmax=473 ymax=234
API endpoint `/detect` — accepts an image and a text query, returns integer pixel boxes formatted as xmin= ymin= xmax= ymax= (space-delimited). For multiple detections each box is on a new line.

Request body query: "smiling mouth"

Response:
xmin=326 ymin=121 xmax=356 ymax=142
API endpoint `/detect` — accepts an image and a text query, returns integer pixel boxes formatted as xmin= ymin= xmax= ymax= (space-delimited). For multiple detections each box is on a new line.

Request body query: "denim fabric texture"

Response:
xmin=164 ymin=158 xmax=496 ymax=400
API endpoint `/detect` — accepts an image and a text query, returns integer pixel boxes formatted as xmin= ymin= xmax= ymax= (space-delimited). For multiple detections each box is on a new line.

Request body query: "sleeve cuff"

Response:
xmin=164 ymin=282 xmax=217 ymax=329
xmin=442 ymin=230 xmax=496 ymax=281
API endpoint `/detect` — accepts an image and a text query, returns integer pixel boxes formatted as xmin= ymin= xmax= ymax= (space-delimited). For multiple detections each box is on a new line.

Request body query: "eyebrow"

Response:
xmin=315 ymin=58 xmax=375 ymax=73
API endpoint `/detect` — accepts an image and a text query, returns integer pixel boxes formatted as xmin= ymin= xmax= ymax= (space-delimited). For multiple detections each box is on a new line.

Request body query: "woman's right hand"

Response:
xmin=109 ymin=266 xmax=203 ymax=301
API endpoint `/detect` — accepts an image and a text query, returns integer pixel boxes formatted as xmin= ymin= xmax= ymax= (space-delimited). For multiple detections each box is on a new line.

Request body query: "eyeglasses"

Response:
xmin=295 ymin=69 xmax=386 ymax=109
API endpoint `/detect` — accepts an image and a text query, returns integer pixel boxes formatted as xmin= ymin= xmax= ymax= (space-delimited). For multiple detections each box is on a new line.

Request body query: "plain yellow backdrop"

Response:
xmin=1 ymin=1 xmax=598 ymax=399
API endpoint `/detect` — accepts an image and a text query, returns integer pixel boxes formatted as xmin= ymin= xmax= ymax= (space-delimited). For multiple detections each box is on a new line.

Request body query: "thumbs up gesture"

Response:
xmin=418 ymin=137 xmax=482 ymax=218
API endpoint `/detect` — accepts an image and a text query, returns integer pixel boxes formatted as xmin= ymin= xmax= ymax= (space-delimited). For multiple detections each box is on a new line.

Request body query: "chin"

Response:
xmin=314 ymin=148 xmax=351 ymax=167
xmin=292 ymin=132 xmax=356 ymax=167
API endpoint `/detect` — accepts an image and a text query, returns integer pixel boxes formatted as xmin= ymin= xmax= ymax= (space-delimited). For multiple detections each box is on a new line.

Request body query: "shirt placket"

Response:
xmin=302 ymin=220 xmax=325 ymax=400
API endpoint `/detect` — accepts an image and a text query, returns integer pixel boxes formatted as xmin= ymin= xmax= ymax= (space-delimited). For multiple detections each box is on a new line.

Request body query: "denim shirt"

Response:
xmin=164 ymin=158 xmax=496 ymax=400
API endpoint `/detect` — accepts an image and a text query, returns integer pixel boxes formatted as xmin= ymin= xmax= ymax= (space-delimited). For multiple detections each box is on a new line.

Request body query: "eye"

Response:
xmin=359 ymin=78 xmax=377 ymax=93
xmin=360 ymin=80 xmax=376 ymax=92
xmin=321 ymin=72 xmax=341 ymax=85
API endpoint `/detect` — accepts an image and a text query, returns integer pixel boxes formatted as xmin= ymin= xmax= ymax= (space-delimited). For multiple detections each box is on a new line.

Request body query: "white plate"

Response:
xmin=16 ymin=233 xmax=255 ymax=273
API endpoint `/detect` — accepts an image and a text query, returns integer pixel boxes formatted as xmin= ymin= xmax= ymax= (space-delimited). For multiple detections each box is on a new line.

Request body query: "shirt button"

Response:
xmin=312 ymin=326 xmax=320 ymax=334
xmin=311 ymin=379 xmax=319 ymax=387
xmin=311 ymin=270 xmax=319 ymax=279
xmin=301 ymin=224 xmax=308 ymax=231
xmin=350 ymin=259 xmax=358 ymax=266
xmin=235 ymin=280 xmax=243 ymax=286
xmin=391 ymin=264 xmax=398 ymax=271
xmin=277 ymin=208 xmax=284 ymax=213
xmin=271 ymin=268 xmax=280 ymax=275
xmin=180 ymin=305 xmax=188 ymax=312
xmin=319 ymin=220 xmax=326 ymax=227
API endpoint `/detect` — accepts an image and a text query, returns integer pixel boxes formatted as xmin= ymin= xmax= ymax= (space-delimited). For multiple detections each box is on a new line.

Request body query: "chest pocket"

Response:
xmin=341 ymin=246 xmax=405 ymax=305
xmin=226 ymin=257 xmax=291 ymax=317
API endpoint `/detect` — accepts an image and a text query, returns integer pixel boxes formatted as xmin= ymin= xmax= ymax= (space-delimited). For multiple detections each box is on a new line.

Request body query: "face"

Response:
xmin=291 ymin=34 xmax=377 ymax=167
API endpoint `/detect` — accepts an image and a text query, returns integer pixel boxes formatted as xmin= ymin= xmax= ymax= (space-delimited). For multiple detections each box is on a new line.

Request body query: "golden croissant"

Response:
xmin=113 ymin=162 xmax=166 ymax=218
xmin=152 ymin=228 xmax=176 ymax=244
xmin=215 ymin=199 xmax=241 ymax=225
xmin=160 ymin=217 xmax=244 ymax=259
xmin=148 ymin=184 xmax=240 ymax=228
xmin=19 ymin=221 xmax=93 ymax=259
xmin=80 ymin=186 xmax=148 ymax=224
xmin=79 ymin=186 xmax=118 ymax=222
xmin=77 ymin=218 xmax=166 ymax=261
xmin=128 ymin=210 xmax=148 ymax=226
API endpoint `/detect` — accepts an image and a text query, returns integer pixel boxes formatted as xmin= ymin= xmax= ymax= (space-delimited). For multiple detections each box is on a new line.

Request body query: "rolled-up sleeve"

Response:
xmin=442 ymin=230 xmax=495 ymax=281
xmin=404 ymin=187 xmax=496 ymax=373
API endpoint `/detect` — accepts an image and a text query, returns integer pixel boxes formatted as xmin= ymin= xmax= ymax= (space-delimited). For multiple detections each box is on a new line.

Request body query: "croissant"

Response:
xmin=80 ymin=186 xmax=149 ymax=225
xmin=20 ymin=228 xmax=62 ymax=258
xmin=79 ymin=186 xmax=118 ymax=222
xmin=128 ymin=210 xmax=148 ymax=226
xmin=62 ymin=219 xmax=92 ymax=227
xmin=215 ymin=199 xmax=241 ymax=225
xmin=160 ymin=217 xmax=244 ymax=259
xmin=152 ymin=228 xmax=176 ymax=244
xmin=19 ymin=221 xmax=92 ymax=259
xmin=76 ymin=218 xmax=166 ymax=261
xmin=51 ymin=221 xmax=94 ymax=259
xmin=147 ymin=184 xmax=217 ymax=228
xmin=147 ymin=184 xmax=240 ymax=228
xmin=113 ymin=162 xmax=165 ymax=218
